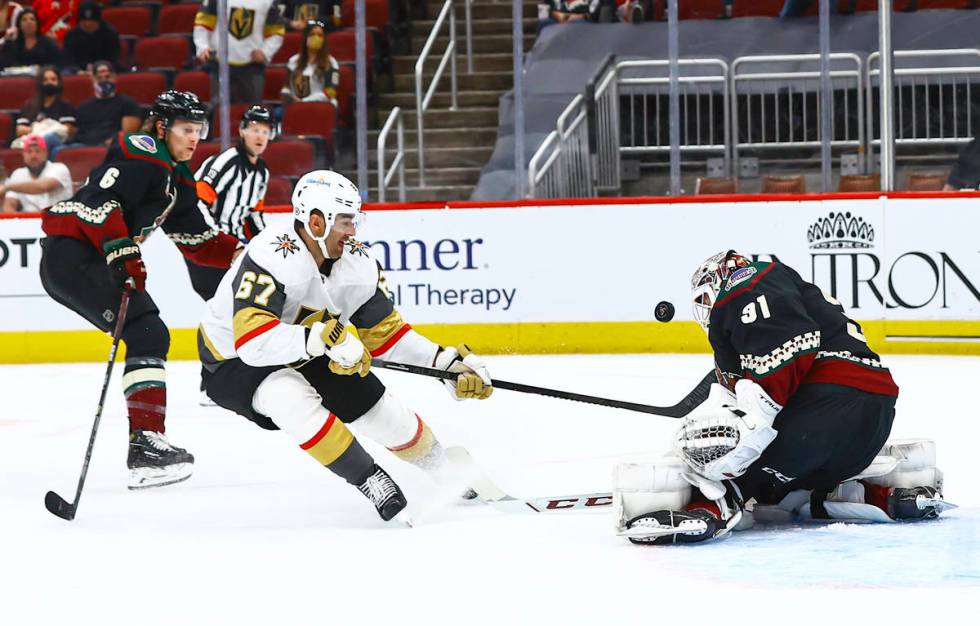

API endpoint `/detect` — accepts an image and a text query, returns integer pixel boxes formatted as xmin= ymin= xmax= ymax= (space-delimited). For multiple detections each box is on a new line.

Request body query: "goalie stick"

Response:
xmin=45 ymin=290 xmax=131 ymax=521
xmin=374 ymin=361 xmax=716 ymax=419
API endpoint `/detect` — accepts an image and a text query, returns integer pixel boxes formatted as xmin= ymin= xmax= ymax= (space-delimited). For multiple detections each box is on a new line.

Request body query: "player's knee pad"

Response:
xmin=354 ymin=392 xmax=441 ymax=468
xmin=861 ymin=438 xmax=942 ymax=491
xmin=613 ymin=456 xmax=693 ymax=532
xmin=121 ymin=312 xmax=170 ymax=359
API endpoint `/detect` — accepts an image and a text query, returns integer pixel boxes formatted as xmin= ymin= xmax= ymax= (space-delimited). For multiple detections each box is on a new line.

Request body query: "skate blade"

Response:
xmin=128 ymin=463 xmax=193 ymax=490
xmin=918 ymin=496 xmax=958 ymax=513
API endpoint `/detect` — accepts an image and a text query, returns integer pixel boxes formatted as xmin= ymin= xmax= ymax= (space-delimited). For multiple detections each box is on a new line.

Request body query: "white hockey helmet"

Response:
xmin=291 ymin=170 xmax=363 ymax=243
xmin=690 ymin=250 xmax=752 ymax=333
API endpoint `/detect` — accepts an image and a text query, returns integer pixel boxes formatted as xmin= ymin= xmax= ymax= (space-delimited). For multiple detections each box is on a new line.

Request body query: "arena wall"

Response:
xmin=2 ymin=191 xmax=978 ymax=363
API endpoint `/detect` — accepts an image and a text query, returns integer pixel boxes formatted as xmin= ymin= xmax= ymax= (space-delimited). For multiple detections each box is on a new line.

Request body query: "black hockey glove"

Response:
xmin=104 ymin=237 xmax=147 ymax=291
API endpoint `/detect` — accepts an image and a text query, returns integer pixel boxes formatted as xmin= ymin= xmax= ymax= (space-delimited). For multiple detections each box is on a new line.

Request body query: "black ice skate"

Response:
xmin=357 ymin=465 xmax=408 ymax=522
xmin=127 ymin=430 xmax=195 ymax=490
xmin=887 ymin=486 xmax=956 ymax=520
xmin=624 ymin=509 xmax=722 ymax=545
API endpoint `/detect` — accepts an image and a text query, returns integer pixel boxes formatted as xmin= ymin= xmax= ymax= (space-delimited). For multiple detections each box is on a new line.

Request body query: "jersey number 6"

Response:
xmin=235 ymin=271 xmax=276 ymax=306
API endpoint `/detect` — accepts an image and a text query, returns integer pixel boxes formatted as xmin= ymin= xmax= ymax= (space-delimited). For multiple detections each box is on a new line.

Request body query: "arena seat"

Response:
xmin=62 ymin=74 xmax=95 ymax=106
xmin=340 ymin=0 xmax=389 ymax=28
xmin=157 ymin=4 xmax=200 ymax=34
xmin=102 ymin=7 xmax=153 ymax=37
xmin=732 ymin=0 xmax=785 ymax=18
xmin=0 ymin=113 xmax=12 ymax=148
xmin=189 ymin=141 xmax=222 ymax=173
xmin=272 ymin=31 xmax=303 ymax=65
xmin=282 ymin=101 xmax=336 ymax=143
xmin=134 ymin=36 xmax=191 ymax=71
xmin=694 ymin=176 xmax=738 ymax=194
xmin=761 ymin=174 xmax=807 ymax=193
xmin=905 ymin=171 xmax=947 ymax=190
xmin=838 ymin=174 xmax=880 ymax=192
xmin=0 ymin=147 xmax=23 ymax=173
xmin=174 ymin=71 xmax=212 ymax=102
xmin=116 ymin=72 xmax=168 ymax=105
xmin=326 ymin=30 xmax=374 ymax=65
xmin=56 ymin=146 xmax=109 ymax=184
xmin=262 ymin=140 xmax=316 ymax=177
xmin=263 ymin=176 xmax=294 ymax=206
xmin=337 ymin=64 xmax=354 ymax=127
xmin=263 ymin=66 xmax=289 ymax=103
xmin=0 ymin=77 xmax=36 ymax=112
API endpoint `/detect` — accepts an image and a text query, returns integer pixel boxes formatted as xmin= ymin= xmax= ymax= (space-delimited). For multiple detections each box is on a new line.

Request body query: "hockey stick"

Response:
xmin=45 ymin=290 xmax=131 ymax=521
xmin=373 ymin=360 xmax=716 ymax=419
xmin=447 ymin=447 xmax=613 ymax=514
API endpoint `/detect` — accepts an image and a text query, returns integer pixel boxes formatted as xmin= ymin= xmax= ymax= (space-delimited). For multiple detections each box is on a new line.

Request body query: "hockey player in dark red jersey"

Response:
xmin=39 ymin=91 xmax=242 ymax=490
xmin=613 ymin=251 xmax=953 ymax=545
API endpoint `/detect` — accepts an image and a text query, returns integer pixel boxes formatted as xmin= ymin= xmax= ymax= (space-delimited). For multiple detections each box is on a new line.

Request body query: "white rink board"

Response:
xmin=1 ymin=196 xmax=978 ymax=332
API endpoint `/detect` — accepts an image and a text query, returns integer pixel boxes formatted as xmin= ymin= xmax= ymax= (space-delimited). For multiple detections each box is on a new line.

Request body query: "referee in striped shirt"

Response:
xmin=188 ymin=105 xmax=276 ymax=300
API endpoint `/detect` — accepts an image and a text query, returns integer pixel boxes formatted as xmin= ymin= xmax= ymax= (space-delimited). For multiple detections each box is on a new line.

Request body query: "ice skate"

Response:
xmin=127 ymin=430 xmax=195 ymax=490
xmin=357 ymin=465 xmax=408 ymax=522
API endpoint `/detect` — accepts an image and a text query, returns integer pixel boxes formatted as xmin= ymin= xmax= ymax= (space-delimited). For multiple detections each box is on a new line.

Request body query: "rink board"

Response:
xmin=2 ymin=191 xmax=979 ymax=362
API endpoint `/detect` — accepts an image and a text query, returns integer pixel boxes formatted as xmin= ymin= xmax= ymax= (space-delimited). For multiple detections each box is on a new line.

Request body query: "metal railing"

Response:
xmin=731 ymin=53 xmax=864 ymax=171
xmin=377 ymin=107 xmax=406 ymax=203
xmin=591 ymin=62 xmax=621 ymax=193
xmin=528 ymin=95 xmax=594 ymax=198
xmin=415 ymin=0 xmax=473 ymax=187
xmin=866 ymin=49 xmax=980 ymax=149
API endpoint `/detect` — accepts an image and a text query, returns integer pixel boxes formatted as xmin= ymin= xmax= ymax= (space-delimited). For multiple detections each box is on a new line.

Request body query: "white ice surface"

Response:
xmin=2 ymin=354 xmax=978 ymax=625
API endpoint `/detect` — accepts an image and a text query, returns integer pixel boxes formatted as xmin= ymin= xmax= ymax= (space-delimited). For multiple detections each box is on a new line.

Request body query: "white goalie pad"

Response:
xmin=612 ymin=456 xmax=692 ymax=533
xmin=860 ymin=439 xmax=943 ymax=491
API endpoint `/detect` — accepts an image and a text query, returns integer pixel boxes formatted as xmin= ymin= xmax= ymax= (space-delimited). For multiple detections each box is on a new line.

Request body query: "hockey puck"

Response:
xmin=655 ymin=301 xmax=675 ymax=322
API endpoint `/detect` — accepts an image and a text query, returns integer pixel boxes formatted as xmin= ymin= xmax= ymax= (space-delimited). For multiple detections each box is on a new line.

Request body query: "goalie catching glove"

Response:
xmin=434 ymin=345 xmax=493 ymax=400
xmin=675 ymin=379 xmax=782 ymax=481
xmin=306 ymin=319 xmax=371 ymax=377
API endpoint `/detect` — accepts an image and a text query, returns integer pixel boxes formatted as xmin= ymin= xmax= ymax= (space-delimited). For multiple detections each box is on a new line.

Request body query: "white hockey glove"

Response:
xmin=306 ymin=320 xmax=371 ymax=377
xmin=674 ymin=379 xmax=781 ymax=482
xmin=433 ymin=345 xmax=493 ymax=400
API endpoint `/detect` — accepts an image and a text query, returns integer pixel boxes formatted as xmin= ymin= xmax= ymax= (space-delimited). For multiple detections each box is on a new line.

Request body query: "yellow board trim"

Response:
xmin=2 ymin=320 xmax=980 ymax=364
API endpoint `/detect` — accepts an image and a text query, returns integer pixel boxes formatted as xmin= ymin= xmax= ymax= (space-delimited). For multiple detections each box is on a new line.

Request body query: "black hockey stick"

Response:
xmin=45 ymin=290 xmax=131 ymax=521
xmin=372 ymin=360 xmax=715 ymax=418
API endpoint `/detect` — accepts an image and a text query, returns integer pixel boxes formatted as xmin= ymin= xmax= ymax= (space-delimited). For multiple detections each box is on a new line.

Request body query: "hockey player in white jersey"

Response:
xmin=197 ymin=170 xmax=493 ymax=522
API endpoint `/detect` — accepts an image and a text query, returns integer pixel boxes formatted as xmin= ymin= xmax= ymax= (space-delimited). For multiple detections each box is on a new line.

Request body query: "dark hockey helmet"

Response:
xmin=240 ymin=104 xmax=278 ymax=140
xmin=149 ymin=90 xmax=209 ymax=138
xmin=690 ymin=250 xmax=752 ymax=333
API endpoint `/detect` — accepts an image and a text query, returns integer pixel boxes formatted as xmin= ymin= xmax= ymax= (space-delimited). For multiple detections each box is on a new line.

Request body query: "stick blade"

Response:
xmin=45 ymin=491 xmax=76 ymax=521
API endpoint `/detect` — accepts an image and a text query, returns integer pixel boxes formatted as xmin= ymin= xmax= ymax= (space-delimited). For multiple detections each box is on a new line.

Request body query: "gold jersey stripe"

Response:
xmin=194 ymin=13 xmax=217 ymax=29
xmin=358 ymin=309 xmax=408 ymax=353
xmin=233 ymin=306 xmax=280 ymax=345
xmin=198 ymin=325 xmax=226 ymax=362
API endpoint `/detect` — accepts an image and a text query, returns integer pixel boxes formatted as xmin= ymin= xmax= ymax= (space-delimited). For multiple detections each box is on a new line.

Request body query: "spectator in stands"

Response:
xmin=194 ymin=0 xmax=286 ymax=103
xmin=538 ymin=0 xmax=599 ymax=33
xmin=14 ymin=65 xmax=76 ymax=154
xmin=944 ymin=137 xmax=980 ymax=190
xmin=32 ymin=0 xmax=77 ymax=43
xmin=63 ymin=2 xmax=121 ymax=73
xmin=281 ymin=19 xmax=340 ymax=108
xmin=0 ymin=9 xmax=61 ymax=69
xmin=0 ymin=134 xmax=72 ymax=213
xmin=0 ymin=0 xmax=24 ymax=47
xmin=70 ymin=61 xmax=141 ymax=147
xmin=281 ymin=0 xmax=341 ymax=31
xmin=779 ymin=1 xmax=846 ymax=17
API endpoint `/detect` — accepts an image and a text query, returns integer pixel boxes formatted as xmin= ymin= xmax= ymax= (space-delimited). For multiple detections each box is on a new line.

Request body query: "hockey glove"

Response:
xmin=103 ymin=237 xmax=147 ymax=291
xmin=306 ymin=319 xmax=371 ymax=377
xmin=433 ymin=345 xmax=493 ymax=400
xmin=674 ymin=380 xmax=782 ymax=482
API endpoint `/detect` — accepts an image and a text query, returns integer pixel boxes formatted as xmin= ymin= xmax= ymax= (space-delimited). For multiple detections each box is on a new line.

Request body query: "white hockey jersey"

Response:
xmin=193 ymin=0 xmax=285 ymax=66
xmin=198 ymin=223 xmax=440 ymax=371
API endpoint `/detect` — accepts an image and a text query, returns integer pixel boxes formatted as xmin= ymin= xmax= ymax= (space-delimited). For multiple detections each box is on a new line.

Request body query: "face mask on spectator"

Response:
xmin=41 ymin=84 xmax=62 ymax=97
xmin=307 ymin=35 xmax=324 ymax=51
xmin=96 ymin=80 xmax=115 ymax=98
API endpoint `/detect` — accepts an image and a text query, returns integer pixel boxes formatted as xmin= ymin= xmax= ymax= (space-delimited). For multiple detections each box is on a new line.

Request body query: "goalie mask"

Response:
xmin=291 ymin=170 xmax=363 ymax=256
xmin=690 ymin=250 xmax=752 ymax=333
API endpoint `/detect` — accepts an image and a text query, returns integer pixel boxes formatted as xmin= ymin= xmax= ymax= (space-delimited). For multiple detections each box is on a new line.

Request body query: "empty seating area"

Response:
xmin=0 ymin=0 xmax=405 ymax=204
xmin=650 ymin=0 xmax=978 ymax=21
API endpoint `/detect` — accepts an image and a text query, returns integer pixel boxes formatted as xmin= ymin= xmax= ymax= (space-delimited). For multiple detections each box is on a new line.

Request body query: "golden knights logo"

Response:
xmin=345 ymin=238 xmax=368 ymax=257
xmin=272 ymin=233 xmax=300 ymax=258
xmin=229 ymin=8 xmax=255 ymax=39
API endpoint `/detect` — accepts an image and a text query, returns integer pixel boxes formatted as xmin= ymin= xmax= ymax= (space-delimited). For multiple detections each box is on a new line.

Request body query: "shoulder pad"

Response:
xmin=247 ymin=226 xmax=317 ymax=284
xmin=119 ymin=133 xmax=174 ymax=168
xmin=715 ymin=261 xmax=777 ymax=308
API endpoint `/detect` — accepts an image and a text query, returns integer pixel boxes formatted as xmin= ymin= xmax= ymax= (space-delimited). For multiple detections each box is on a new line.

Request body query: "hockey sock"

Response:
xmin=300 ymin=412 xmax=376 ymax=485
xmin=122 ymin=357 xmax=167 ymax=433
xmin=388 ymin=414 xmax=442 ymax=468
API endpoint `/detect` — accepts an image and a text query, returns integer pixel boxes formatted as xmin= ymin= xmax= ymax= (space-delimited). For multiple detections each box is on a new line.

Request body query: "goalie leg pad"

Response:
xmin=612 ymin=456 xmax=693 ymax=533
xmin=862 ymin=439 xmax=942 ymax=491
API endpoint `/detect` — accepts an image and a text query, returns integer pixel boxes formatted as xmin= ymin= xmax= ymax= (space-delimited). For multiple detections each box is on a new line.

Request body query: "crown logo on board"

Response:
xmin=807 ymin=212 xmax=874 ymax=249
